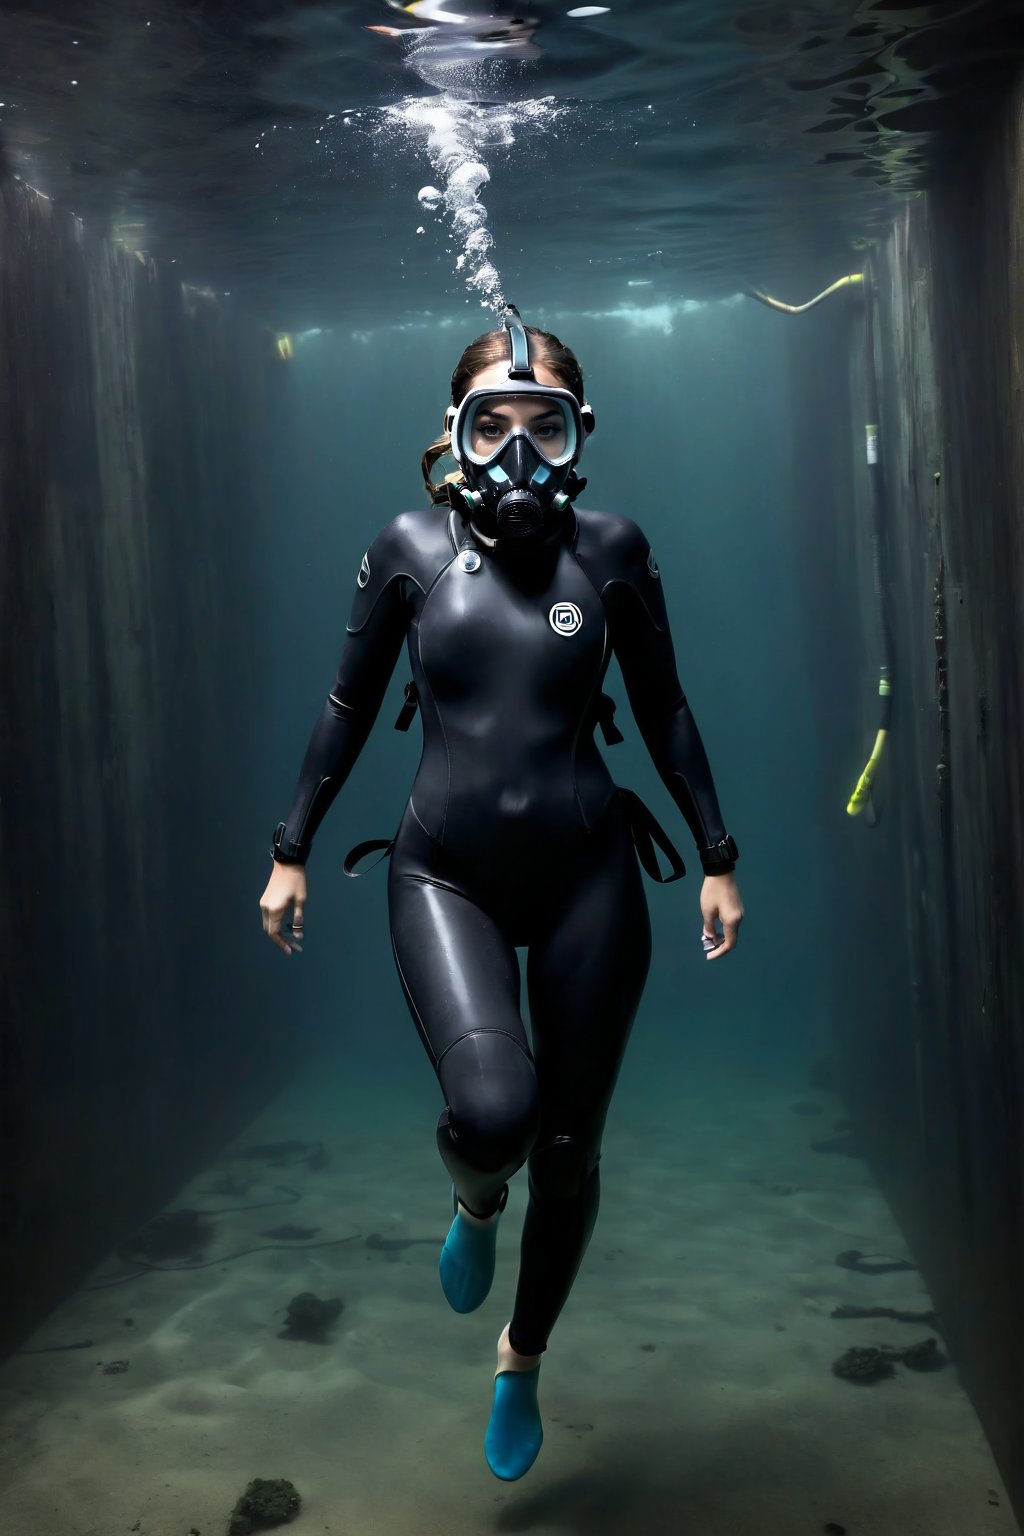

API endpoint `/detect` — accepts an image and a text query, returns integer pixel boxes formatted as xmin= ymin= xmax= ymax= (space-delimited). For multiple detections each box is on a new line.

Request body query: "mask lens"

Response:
xmin=462 ymin=393 xmax=577 ymax=467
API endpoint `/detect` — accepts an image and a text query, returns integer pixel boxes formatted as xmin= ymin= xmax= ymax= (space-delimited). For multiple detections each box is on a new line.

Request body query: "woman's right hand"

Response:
xmin=259 ymin=861 xmax=308 ymax=955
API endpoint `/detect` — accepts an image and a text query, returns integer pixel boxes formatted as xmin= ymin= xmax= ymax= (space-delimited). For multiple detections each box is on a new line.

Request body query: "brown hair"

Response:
xmin=421 ymin=322 xmax=585 ymax=502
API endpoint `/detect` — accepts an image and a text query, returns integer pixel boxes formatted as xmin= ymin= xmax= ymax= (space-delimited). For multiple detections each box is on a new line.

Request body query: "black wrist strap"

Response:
xmin=698 ymin=833 xmax=739 ymax=875
xmin=271 ymin=820 xmax=309 ymax=864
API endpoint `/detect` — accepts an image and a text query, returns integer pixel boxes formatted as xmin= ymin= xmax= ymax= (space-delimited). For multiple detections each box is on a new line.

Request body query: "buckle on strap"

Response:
xmin=343 ymin=838 xmax=395 ymax=877
xmin=394 ymin=681 xmax=418 ymax=731
xmin=615 ymin=787 xmax=686 ymax=883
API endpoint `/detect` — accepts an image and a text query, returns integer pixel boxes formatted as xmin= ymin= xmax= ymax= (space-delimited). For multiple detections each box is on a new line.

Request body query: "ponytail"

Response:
xmin=421 ymin=430 xmax=464 ymax=504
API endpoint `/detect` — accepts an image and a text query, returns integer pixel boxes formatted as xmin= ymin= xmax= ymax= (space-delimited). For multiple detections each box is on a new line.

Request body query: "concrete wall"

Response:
xmin=787 ymin=79 xmax=1024 ymax=1524
xmin=0 ymin=178 xmax=290 ymax=1357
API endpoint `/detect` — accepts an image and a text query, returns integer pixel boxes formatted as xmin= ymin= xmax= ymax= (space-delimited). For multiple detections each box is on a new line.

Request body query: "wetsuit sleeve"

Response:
xmin=273 ymin=520 xmax=411 ymax=864
xmin=602 ymin=519 xmax=734 ymax=861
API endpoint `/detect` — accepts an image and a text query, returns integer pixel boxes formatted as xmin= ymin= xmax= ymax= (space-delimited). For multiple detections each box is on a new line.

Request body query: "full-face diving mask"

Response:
xmin=445 ymin=305 xmax=595 ymax=546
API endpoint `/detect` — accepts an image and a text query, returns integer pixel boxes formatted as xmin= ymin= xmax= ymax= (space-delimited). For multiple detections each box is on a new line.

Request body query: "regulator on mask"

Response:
xmin=445 ymin=305 xmax=595 ymax=547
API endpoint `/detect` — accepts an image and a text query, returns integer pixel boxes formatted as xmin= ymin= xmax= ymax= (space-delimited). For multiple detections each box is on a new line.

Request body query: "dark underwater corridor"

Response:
xmin=3 ymin=3 xmax=1024 ymax=1533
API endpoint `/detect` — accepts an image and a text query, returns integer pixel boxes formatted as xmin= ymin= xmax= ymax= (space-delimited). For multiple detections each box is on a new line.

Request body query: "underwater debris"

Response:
xmin=228 ymin=1477 xmax=301 ymax=1534
xmin=832 ymin=1345 xmax=896 ymax=1383
xmin=279 ymin=1292 xmax=344 ymax=1342
xmin=901 ymin=1337 xmax=946 ymax=1370
xmin=118 ymin=1209 xmax=213 ymax=1263
xmin=835 ymin=1248 xmax=917 ymax=1275
xmin=833 ymin=1337 xmax=947 ymax=1382
xmin=824 ymin=1524 xmax=847 ymax=1535
xmin=832 ymin=1303 xmax=940 ymax=1328
xmin=101 ymin=1358 xmax=130 ymax=1374
xmin=85 ymin=1231 xmax=361 ymax=1289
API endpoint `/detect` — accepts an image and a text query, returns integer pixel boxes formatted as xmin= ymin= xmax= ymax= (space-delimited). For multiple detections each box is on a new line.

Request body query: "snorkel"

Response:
xmin=446 ymin=305 xmax=595 ymax=550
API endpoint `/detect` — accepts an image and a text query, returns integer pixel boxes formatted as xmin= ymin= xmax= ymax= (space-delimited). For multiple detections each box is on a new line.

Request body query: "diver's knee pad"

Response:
xmin=527 ymin=1136 xmax=600 ymax=1201
xmin=436 ymin=1100 xmax=539 ymax=1181
xmin=437 ymin=1030 xmax=539 ymax=1176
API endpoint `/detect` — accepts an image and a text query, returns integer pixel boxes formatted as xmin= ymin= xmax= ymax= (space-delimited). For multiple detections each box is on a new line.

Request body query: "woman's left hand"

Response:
xmin=700 ymin=873 xmax=744 ymax=961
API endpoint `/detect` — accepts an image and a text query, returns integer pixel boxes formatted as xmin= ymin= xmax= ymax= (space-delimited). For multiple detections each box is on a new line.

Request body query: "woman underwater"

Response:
xmin=259 ymin=306 xmax=744 ymax=1481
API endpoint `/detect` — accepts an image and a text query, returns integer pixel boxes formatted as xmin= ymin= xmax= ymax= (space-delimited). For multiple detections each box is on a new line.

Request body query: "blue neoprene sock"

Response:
xmin=439 ymin=1191 xmax=500 ymax=1314
xmin=485 ymin=1366 xmax=543 ymax=1480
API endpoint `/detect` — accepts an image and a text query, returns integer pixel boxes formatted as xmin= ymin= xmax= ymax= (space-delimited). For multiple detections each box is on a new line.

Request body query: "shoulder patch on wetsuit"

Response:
xmin=571 ymin=508 xmax=669 ymax=633
xmin=346 ymin=508 xmax=454 ymax=634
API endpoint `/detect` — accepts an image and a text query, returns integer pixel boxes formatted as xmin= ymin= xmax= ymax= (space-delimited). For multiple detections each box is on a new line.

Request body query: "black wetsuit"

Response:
xmin=275 ymin=501 xmax=732 ymax=1356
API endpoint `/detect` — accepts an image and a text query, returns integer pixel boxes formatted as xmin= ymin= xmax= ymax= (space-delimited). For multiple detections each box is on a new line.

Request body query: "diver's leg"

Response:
xmin=485 ymin=804 xmax=652 ymax=1479
xmin=388 ymin=837 xmax=540 ymax=1310
xmin=513 ymin=806 xmax=652 ymax=1356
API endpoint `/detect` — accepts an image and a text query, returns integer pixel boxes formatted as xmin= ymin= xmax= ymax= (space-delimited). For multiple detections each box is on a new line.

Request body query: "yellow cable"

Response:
xmin=847 ymin=728 xmax=888 ymax=816
xmin=749 ymin=273 xmax=863 ymax=315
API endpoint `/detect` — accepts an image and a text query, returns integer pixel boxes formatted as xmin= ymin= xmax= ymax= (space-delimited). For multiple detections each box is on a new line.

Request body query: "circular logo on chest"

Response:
xmin=549 ymin=601 xmax=583 ymax=636
xmin=457 ymin=548 xmax=482 ymax=573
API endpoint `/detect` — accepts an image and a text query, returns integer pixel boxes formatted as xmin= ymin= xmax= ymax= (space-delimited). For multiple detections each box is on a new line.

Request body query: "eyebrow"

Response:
xmin=478 ymin=404 xmax=562 ymax=422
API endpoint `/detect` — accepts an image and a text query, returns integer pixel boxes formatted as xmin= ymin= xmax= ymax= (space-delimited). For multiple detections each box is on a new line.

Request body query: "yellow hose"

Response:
xmin=847 ymin=676 xmax=892 ymax=816
xmin=748 ymin=273 xmax=863 ymax=314
xmin=751 ymin=267 xmax=891 ymax=821
xmin=847 ymin=728 xmax=887 ymax=815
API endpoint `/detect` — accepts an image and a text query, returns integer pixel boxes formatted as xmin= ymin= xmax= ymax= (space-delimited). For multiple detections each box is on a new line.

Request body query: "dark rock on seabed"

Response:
xmin=228 ymin=1477 xmax=301 ymax=1534
xmin=279 ymin=1292 xmax=343 ymax=1342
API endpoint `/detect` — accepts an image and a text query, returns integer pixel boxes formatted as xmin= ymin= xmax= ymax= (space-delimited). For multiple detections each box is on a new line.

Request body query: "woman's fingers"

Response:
xmin=705 ymin=919 xmax=738 ymax=961
xmin=289 ymin=899 xmax=305 ymax=953
xmin=701 ymin=888 xmax=744 ymax=961
xmin=260 ymin=867 xmax=309 ymax=957
xmin=263 ymin=904 xmax=293 ymax=955
xmin=260 ymin=897 xmax=300 ymax=955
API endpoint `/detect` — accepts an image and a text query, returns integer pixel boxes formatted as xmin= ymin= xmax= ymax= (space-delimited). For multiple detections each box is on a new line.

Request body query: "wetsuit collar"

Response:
xmin=450 ymin=500 xmax=577 ymax=558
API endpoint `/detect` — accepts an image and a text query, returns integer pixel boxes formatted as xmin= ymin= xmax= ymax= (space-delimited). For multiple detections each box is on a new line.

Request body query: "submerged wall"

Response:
xmin=0 ymin=179 xmax=290 ymax=1357
xmin=788 ymin=77 xmax=1024 ymax=1525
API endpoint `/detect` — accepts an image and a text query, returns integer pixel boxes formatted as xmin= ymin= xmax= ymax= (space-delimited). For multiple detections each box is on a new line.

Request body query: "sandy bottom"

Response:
xmin=0 ymin=1052 xmax=1015 ymax=1536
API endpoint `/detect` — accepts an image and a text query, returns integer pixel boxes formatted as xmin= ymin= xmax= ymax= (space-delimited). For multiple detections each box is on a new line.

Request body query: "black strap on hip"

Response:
xmin=343 ymin=838 xmax=396 ymax=877
xmin=596 ymin=692 xmax=624 ymax=745
xmin=394 ymin=681 xmax=418 ymax=731
xmin=615 ymin=786 xmax=687 ymax=883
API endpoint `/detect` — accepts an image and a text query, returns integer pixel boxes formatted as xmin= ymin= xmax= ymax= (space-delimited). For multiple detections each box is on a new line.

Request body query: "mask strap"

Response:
xmin=502 ymin=303 xmax=535 ymax=381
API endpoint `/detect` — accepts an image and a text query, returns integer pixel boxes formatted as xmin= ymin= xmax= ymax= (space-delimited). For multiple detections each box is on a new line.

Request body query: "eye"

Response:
xmin=478 ymin=420 xmax=504 ymax=439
